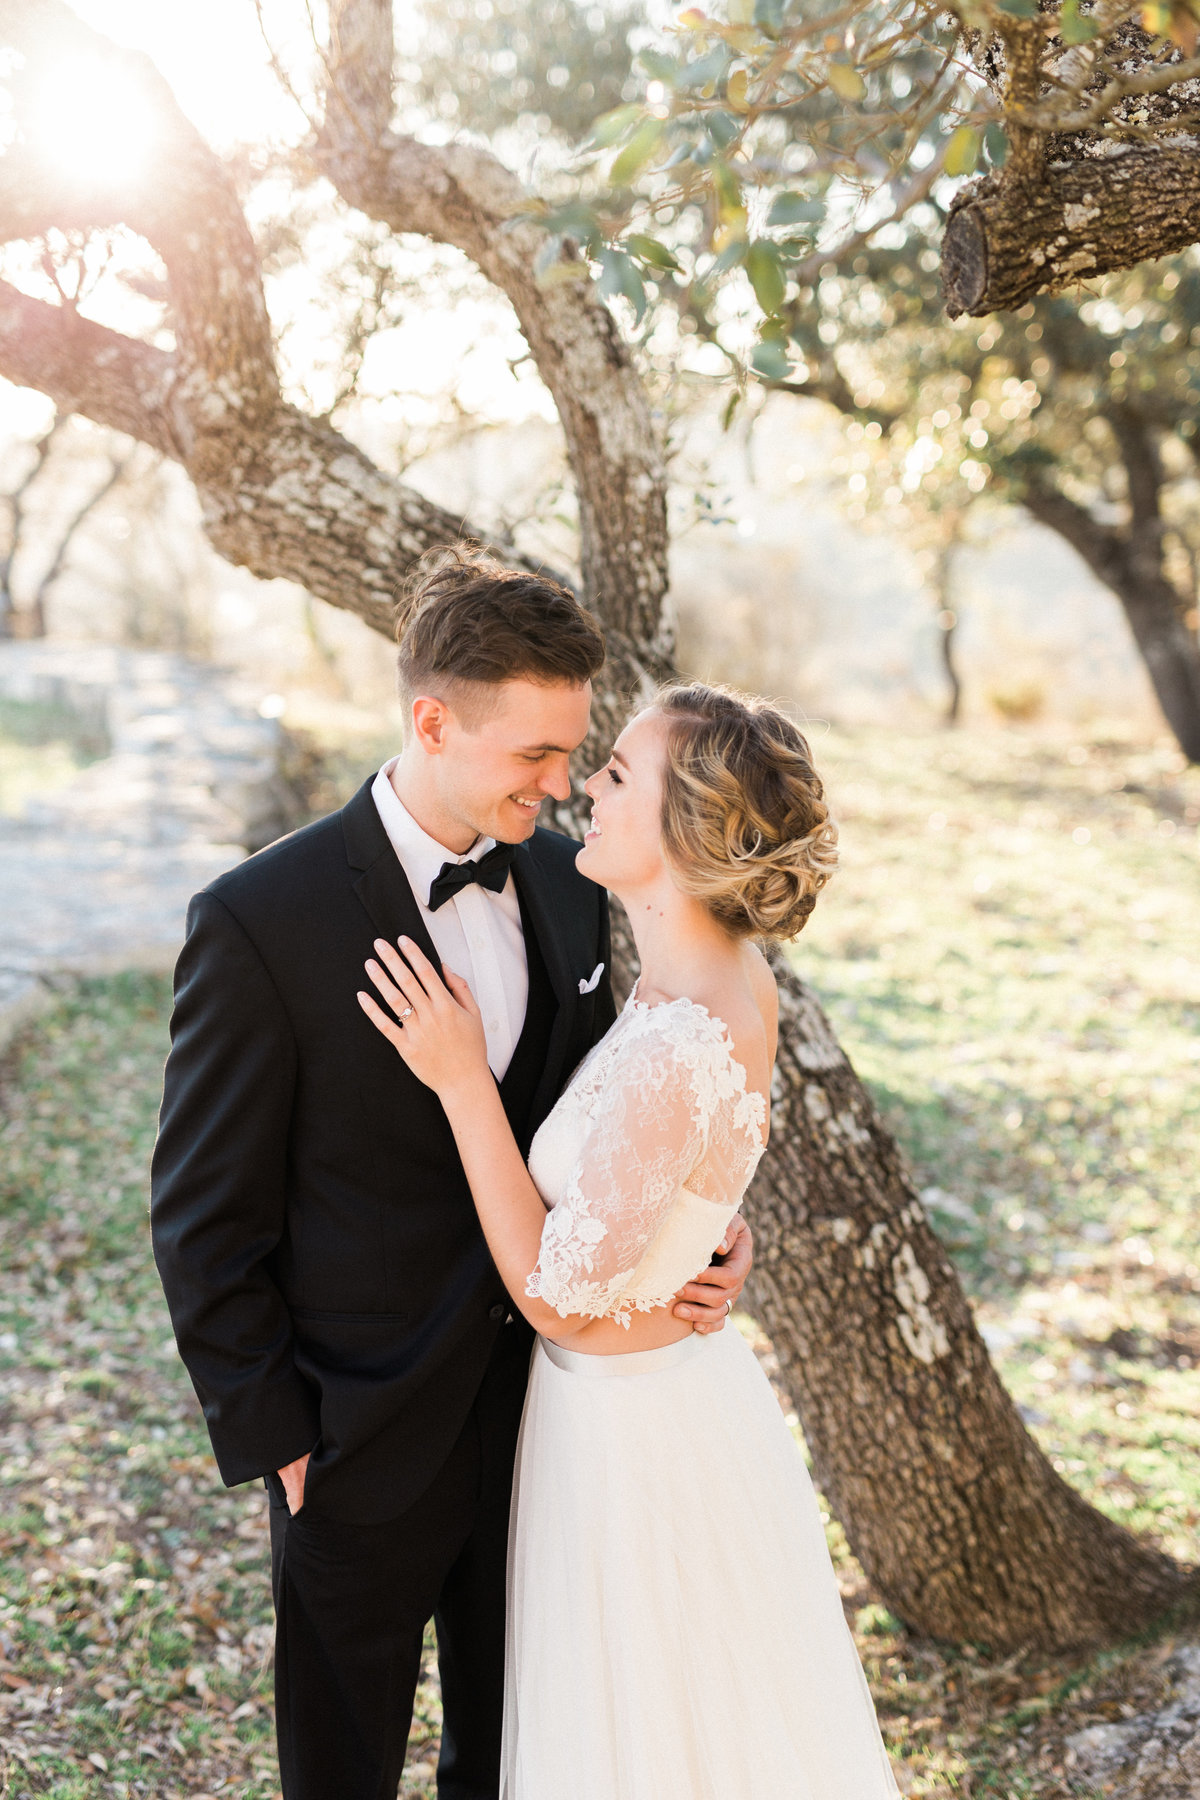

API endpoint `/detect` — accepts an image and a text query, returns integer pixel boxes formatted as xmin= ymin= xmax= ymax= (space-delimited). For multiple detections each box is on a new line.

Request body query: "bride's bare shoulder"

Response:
xmin=741 ymin=941 xmax=779 ymax=1061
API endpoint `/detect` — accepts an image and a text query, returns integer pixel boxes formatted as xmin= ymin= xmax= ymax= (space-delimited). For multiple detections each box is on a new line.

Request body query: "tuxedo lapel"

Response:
xmin=341 ymin=779 xmax=442 ymax=970
xmin=512 ymin=838 xmax=577 ymax=1122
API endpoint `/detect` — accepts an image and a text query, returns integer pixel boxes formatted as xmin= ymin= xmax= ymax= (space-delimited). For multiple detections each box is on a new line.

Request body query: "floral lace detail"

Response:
xmin=526 ymin=996 xmax=767 ymax=1325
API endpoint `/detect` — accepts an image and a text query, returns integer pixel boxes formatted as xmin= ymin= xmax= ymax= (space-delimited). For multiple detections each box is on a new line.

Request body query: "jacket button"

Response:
xmin=489 ymin=1303 xmax=507 ymax=1322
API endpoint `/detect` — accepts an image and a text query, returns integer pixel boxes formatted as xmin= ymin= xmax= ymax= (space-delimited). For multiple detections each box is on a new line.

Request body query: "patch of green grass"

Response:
xmin=0 ymin=695 xmax=108 ymax=817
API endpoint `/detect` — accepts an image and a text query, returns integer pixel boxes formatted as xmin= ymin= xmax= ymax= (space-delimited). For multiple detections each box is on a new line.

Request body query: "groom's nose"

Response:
xmin=539 ymin=754 xmax=572 ymax=802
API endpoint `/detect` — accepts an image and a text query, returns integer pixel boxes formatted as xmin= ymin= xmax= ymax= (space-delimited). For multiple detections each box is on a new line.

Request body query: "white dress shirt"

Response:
xmin=371 ymin=759 xmax=529 ymax=1080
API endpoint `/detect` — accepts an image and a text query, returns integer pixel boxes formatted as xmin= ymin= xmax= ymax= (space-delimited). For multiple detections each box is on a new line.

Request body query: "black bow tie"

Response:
xmin=427 ymin=842 xmax=517 ymax=912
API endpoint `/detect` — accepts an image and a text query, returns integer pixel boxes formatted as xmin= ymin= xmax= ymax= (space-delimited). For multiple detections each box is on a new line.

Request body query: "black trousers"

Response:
xmin=269 ymin=1326 xmax=530 ymax=1800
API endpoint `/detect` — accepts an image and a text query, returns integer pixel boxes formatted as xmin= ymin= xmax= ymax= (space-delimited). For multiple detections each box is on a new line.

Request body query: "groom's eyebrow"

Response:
xmin=519 ymin=733 xmax=591 ymax=754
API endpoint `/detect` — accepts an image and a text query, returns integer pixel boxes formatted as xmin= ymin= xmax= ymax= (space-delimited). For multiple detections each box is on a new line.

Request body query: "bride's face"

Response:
xmin=577 ymin=709 xmax=670 ymax=892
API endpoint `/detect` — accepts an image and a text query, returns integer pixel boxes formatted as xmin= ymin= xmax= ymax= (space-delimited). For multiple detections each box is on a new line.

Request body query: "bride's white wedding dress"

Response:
xmin=501 ymin=993 xmax=899 ymax=1800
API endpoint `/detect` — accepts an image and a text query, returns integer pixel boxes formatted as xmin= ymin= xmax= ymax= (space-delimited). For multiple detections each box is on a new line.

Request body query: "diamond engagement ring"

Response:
xmin=398 ymin=1005 xmax=414 ymax=1021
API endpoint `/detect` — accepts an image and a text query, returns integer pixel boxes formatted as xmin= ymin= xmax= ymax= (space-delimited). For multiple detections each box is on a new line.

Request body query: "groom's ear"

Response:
xmin=410 ymin=694 xmax=453 ymax=754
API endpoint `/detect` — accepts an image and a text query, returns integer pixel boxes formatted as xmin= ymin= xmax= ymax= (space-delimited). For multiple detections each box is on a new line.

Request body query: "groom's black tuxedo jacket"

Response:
xmin=151 ymin=777 xmax=616 ymax=1524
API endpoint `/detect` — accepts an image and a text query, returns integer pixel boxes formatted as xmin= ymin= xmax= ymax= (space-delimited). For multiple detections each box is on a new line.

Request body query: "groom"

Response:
xmin=150 ymin=547 xmax=752 ymax=1800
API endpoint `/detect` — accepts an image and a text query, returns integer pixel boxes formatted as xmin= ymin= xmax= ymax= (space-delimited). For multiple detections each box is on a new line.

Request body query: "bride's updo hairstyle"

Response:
xmin=654 ymin=683 xmax=838 ymax=940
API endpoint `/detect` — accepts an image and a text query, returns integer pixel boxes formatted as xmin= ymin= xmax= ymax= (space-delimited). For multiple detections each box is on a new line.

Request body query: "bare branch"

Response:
xmin=0 ymin=282 xmax=187 ymax=458
xmin=31 ymin=447 xmax=133 ymax=628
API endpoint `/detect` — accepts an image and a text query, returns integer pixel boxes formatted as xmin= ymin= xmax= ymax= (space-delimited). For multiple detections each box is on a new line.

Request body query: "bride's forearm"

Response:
xmin=440 ymin=1080 xmax=590 ymax=1341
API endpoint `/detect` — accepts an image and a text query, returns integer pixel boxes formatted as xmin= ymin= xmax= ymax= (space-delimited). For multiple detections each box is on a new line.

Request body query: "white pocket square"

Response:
xmin=578 ymin=962 xmax=605 ymax=995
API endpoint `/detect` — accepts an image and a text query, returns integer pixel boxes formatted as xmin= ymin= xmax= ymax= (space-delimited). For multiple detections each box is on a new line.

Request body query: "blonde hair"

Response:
xmin=654 ymin=683 xmax=838 ymax=940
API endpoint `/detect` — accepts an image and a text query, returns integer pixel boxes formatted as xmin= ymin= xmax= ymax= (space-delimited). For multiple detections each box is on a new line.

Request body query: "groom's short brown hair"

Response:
xmin=396 ymin=543 xmax=605 ymax=723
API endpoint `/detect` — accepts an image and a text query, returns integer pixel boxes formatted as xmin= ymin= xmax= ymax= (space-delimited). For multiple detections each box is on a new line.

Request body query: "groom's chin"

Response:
xmin=496 ymin=798 xmax=542 ymax=841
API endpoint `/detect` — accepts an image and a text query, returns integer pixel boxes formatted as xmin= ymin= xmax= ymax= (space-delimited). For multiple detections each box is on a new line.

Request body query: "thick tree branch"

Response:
xmin=943 ymin=145 xmax=1200 ymax=316
xmin=316 ymin=0 xmax=671 ymax=657
xmin=0 ymin=0 xmax=277 ymax=418
xmin=0 ymin=284 xmax=187 ymax=459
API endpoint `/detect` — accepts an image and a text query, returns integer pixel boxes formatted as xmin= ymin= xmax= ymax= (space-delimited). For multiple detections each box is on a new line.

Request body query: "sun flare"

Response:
xmin=28 ymin=57 xmax=159 ymax=187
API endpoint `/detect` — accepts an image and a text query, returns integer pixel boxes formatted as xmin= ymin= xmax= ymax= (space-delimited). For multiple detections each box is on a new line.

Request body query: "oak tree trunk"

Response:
xmin=0 ymin=0 xmax=1192 ymax=1652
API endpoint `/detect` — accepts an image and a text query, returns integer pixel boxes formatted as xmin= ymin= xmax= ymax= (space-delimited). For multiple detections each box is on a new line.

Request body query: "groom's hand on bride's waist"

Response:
xmin=671 ymin=1216 xmax=753 ymax=1335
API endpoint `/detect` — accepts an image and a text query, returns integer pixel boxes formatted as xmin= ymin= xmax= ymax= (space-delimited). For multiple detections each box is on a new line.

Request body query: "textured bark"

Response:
xmin=943 ymin=146 xmax=1200 ymax=318
xmin=317 ymin=0 xmax=670 ymax=656
xmin=0 ymin=0 xmax=1192 ymax=1651
xmin=1021 ymin=415 xmax=1200 ymax=762
xmin=747 ymin=986 xmax=1185 ymax=1646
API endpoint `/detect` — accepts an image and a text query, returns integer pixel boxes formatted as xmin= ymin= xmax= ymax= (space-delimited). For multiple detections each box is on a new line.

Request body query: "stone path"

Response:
xmin=0 ymin=643 xmax=292 ymax=1047
xmin=1065 ymin=1646 xmax=1200 ymax=1798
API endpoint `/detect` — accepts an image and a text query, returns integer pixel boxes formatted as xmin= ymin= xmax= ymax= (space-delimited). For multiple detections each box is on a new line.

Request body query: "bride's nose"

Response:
xmin=583 ymin=769 xmax=601 ymax=799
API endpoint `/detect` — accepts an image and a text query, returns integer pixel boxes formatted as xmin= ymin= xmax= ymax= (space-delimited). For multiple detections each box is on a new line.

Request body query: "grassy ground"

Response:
xmin=0 ymin=720 xmax=1196 ymax=1798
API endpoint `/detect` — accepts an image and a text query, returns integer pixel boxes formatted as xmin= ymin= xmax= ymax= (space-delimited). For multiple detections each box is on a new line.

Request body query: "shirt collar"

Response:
xmin=371 ymin=758 xmax=497 ymax=908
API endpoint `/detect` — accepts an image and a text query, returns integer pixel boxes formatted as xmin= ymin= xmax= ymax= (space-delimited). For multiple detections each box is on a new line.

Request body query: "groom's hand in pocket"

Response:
xmin=278 ymin=1452 xmax=311 ymax=1516
xmin=671 ymin=1215 xmax=753 ymax=1334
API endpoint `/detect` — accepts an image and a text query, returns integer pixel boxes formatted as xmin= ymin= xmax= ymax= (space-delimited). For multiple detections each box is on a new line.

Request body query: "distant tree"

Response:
xmin=753 ymin=232 xmax=1200 ymax=756
xmin=0 ymin=412 xmax=129 ymax=639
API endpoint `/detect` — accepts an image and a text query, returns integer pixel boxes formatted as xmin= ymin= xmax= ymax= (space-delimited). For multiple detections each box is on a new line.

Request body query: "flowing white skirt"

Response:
xmin=501 ymin=1325 xmax=899 ymax=1800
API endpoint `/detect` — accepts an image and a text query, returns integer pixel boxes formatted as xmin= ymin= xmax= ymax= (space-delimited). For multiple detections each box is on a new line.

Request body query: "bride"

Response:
xmin=359 ymin=681 xmax=899 ymax=1800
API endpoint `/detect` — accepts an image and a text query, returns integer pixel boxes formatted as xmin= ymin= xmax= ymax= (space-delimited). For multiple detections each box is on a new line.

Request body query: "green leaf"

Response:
xmin=945 ymin=125 xmax=981 ymax=177
xmin=609 ymin=119 xmax=665 ymax=187
xmin=751 ymin=338 xmax=793 ymax=381
xmin=746 ymin=239 xmax=787 ymax=315
xmin=626 ymin=233 xmax=681 ymax=272
xmin=534 ymin=235 xmax=564 ymax=278
xmin=638 ymin=47 xmax=681 ymax=85
xmin=536 ymin=202 xmax=603 ymax=256
xmin=711 ymin=239 xmax=749 ymax=274
xmin=754 ymin=0 xmax=786 ymax=33
xmin=597 ymin=249 xmax=648 ymax=322
xmin=590 ymin=104 xmax=642 ymax=147
xmin=767 ymin=191 xmax=825 ymax=227
xmin=994 ymin=0 xmax=1037 ymax=16
xmin=826 ymin=61 xmax=866 ymax=102
xmin=712 ymin=160 xmax=743 ymax=216
xmin=1060 ymin=0 xmax=1099 ymax=38
xmin=984 ymin=123 xmax=1008 ymax=167
xmin=705 ymin=110 xmax=740 ymax=149
xmin=679 ymin=44 xmax=730 ymax=90
xmin=721 ymin=387 xmax=743 ymax=432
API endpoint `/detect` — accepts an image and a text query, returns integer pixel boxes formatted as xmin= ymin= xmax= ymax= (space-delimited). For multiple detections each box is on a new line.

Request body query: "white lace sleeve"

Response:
xmin=526 ymin=1005 xmax=765 ymax=1325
